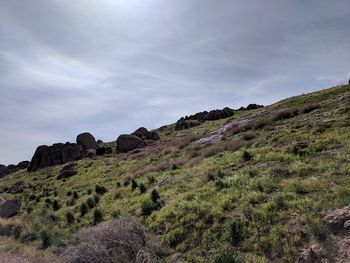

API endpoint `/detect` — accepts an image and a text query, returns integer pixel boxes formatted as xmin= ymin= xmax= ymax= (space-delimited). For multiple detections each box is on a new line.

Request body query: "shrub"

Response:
xmin=87 ymin=189 xmax=92 ymax=195
xmin=139 ymin=183 xmax=147 ymax=194
xmin=72 ymin=191 xmax=79 ymax=199
xmin=95 ymin=185 xmax=107 ymax=195
xmin=116 ymin=182 xmax=121 ymax=188
xmin=86 ymin=197 xmax=95 ymax=209
xmin=214 ymin=248 xmax=245 ymax=263
xmin=271 ymin=109 xmax=297 ymax=121
xmin=171 ymin=163 xmax=178 ymax=170
xmin=242 ymin=151 xmax=253 ymax=161
xmin=93 ymin=195 xmax=100 ymax=204
xmin=93 ymin=209 xmax=103 ymax=225
xmin=52 ymin=200 xmax=60 ymax=211
xmin=151 ymin=189 xmax=160 ymax=203
xmin=226 ymin=218 xmax=246 ymax=246
xmin=20 ymin=231 xmax=38 ymax=243
xmin=215 ymin=179 xmax=229 ymax=191
xmin=305 ymin=220 xmax=328 ymax=241
xmin=66 ymin=211 xmax=75 ymax=225
xmin=147 ymin=176 xmax=155 ymax=184
xmin=80 ymin=203 xmax=88 ymax=217
xmin=131 ymin=179 xmax=138 ymax=191
xmin=141 ymin=199 xmax=160 ymax=216
xmin=40 ymin=230 xmax=51 ymax=249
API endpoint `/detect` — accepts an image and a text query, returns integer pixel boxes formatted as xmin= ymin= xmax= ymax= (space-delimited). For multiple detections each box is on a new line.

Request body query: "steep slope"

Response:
xmin=0 ymin=84 xmax=350 ymax=262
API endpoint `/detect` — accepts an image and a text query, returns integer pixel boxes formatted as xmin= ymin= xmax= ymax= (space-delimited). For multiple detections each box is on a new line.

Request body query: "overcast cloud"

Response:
xmin=0 ymin=0 xmax=349 ymax=164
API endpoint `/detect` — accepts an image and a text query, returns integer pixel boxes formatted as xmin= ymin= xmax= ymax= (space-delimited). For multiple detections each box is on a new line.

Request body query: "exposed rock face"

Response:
xmin=0 ymin=199 xmax=20 ymax=218
xmin=175 ymin=107 xmax=235 ymax=130
xmin=57 ymin=162 xmax=78 ymax=180
xmin=82 ymin=149 xmax=97 ymax=159
xmin=132 ymin=127 xmax=160 ymax=141
xmin=76 ymin=132 xmax=99 ymax=150
xmin=0 ymin=161 xmax=30 ymax=178
xmin=116 ymin=134 xmax=146 ymax=153
xmin=28 ymin=142 xmax=82 ymax=171
xmin=323 ymin=206 xmax=350 ymax=232
xmin=245 ymin=104 xmax=264 ymax=110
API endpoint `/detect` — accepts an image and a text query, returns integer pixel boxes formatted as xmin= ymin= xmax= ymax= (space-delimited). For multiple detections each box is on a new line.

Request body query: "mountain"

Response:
xmin=0 ymin=83 xmax=350 ymax=262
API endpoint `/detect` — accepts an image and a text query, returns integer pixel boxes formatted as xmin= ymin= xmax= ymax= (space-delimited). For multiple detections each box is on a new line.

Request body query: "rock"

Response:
xmin=0 ymin=199 xmax=20 ymax=218
xmin=76 ymin=132 xmax=99 ymax=150
xmin=62 ymin=143 xmax=82 ymax=163
xmin=132 ymin=127 xmax=160 ymax=141
xmin=57 ymin=162 xmax=78 ymax=180
xmin=16 ymin=161 xmax=30 ymax=170
xmin=323 ymin=206 xmax=350 ymax=231
xmin=246 ymin=104 xmax=264 ymax=110
xmin=82 ymin=149 xmax=97 ymax=159
xmin=175 ymin=119 xmax=201 ymax=130
xmin=344 ymin=220 xmax=350 ymax=230
xmin=0 ymin=170 xmax=5 ymax=179
xmin=96 ymin=147 xmax=106 ymax=156
xmin=105 ymin=147 xmax=113 ymax=154
xmin=97 ymin=139 xmax=103 ymax=144
xmin=116 ymin=134 xmax=146 ymax=153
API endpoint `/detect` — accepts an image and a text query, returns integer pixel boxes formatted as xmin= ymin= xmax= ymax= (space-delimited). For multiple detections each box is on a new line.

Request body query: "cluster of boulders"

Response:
xmin=116 ymin=127 xmax=160 ymax=153
xmin=175 ymin=104 xmax=264 ymax=130
xmin=0 ymin=161 xmax=30 ymax=179
xmin=27 ymin=132 xmax=108 ymax=172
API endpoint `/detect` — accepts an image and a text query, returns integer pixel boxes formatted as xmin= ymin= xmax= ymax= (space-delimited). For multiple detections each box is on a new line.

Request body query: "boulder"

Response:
xmin=116 ymin=134 xmax=146 ymax=153
xmin=246 ymin=104 xmax=264 ymax=110
xmin=62 ymin=143 xmax=81 ymax=163
xmin=0 ymin=170 xmax=5 ymax=179
xmin=16 ymin=161 xmax=30 ymax=170
xmin=57 ymin=162 xmax=78 ymax=180
xmin=132 ymin=127 xmax=160 ymax=141
xmin=323 ymin=206 xmax=350 ymax=231
xmin=82 ymin=149 xmax=97 ymax=159
xmin=0 ymin=199 xmax=20 ymax=218
xmin=76 ymin=132 xmax=99 ymax=150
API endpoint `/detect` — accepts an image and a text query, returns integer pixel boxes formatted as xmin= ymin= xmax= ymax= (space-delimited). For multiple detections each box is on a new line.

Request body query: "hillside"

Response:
xmin=1 ymin=84 xmax=350 ymax=262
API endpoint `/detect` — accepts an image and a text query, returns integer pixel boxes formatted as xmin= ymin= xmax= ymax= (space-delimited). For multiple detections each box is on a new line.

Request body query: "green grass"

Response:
xmin=1 ymin=84 xmax=350 ymax=262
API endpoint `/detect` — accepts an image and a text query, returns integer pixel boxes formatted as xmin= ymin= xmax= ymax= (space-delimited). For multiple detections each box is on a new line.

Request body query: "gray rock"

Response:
xmin=116 ymin=134 xmax=146 ymax=153
xmin=0 ymin=199 xmax=20 ymax=218
xmin=77 ymin=132 xmax=99 ymax=150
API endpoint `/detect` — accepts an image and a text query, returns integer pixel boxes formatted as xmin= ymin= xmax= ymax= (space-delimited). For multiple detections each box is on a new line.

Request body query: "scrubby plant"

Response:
xmin=225 ymin=218 xmax=247 ymax=246
xmin=131 ymin=179 xmax=138 ymax=191
xmin=151 ymin=189 xmax=160 ymax=203
xmin=95 ymin=185 xmax=107 ymax=195
xmin=86 ymin=197 xmax=95 ymax=209
xmin=20 ymin=231 xmax=38 ymax=243
xmin=139 ymin=183 xmax=147 ymax=194
xmin=93 ymin=195 xmax=100 ymax=204
xmin=141 ymin=199 xmax=160 ymax=216
xmin=213 ymin=248 xmax=245 ymax=263
xmin=80 ymin=203 xmax=88 ymax=217
xmin=242 ymin=151 xmax=253 ymax=161
xmin=73 ymin=191 xmax=79 ymax=199
xmin=66 ymin=211 xmax=75 ymax=225
xmin=40 ymin=230 xmax=51 ymax=249
xmin=93 ymin=209 xmax=103 ymax=225
xmin=52 ymin=200 xmax=60 ymax=211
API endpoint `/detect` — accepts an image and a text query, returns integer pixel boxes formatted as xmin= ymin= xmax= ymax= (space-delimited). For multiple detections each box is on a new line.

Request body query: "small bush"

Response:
xmin=271 ymin=109 xmax=297 ymax=121
xmin=87 ymin=189 xmax=92 ymax=194
xmin=93 ymin=195 xmax=100 ymax=204
xmin=131 ymin=179 xmax=138 ymax=191
xmin=66 ymin=211 xmax=75 ymax=225
xmin=147 ymin=176 xmax=155 ymax=184
xmin=80 ymin=203 xmax=88 ymax=217
xmin=226 ymin=218 xmax=246 ymax=246
xmin=139 ymin=183 xmax=147 ymax=194
xmin=72 ymin=191 xmax=79 ymax=199
xmin=214 ymin=248 xmax=245 ymax=263
xmin=20 ymin=231 xmax=38 ymax=243
xmin=86 ymin=197 xmax=95 ymax=209
xmin=305 ymin=220 xmax=328 ymax=241
xmin=52 ymin=200 xmax=60 ymax=211
xmin=95 ymin=185 xmax=107 ymax=195
xmin=93 ymin=209 xmax=103 ymax=225
xmin=151 ymin=189 xmax=160 ymax=203
xmin=242 ymin=151 xmax=253 ymax=161
xmin=141 ymin=199 xmax=160 ymax=216
xmin=40 ymin=230 xmax=51 ymax=249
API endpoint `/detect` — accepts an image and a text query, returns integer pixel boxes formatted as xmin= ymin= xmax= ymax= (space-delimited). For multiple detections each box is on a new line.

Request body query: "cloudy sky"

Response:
xmin=0 ymin=0 xmax=349 ymax=164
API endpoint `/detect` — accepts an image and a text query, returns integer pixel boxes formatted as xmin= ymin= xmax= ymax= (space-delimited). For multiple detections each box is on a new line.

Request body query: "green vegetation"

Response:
xmin=0 ymin=85 xmax=350 ymax=261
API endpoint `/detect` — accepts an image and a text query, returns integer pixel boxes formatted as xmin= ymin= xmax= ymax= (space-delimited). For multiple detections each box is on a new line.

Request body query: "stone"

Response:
xmin=62 ymin=143 xmax=82 ymax=163
xmin=132 ymin=127 xmax=160 ymax=141
xmin=323 ymin=206 xmax=350 ymax=231
xmin=82 ymin=149 xmax=97 ymax=159
xmin=116 ymin=134 xmax=146 ymax=153
xmin=0 ymin=199 xmax=20 ymax=218
xmin=343 ymin=220 xmax=350 ymax=230
xmin=76 ymin=132 xmax=99 ymax=150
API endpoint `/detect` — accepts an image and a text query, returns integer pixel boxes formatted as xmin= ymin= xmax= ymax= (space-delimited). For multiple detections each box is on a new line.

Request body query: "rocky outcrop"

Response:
xmin=28 ymin=142 xmax=82 ymax=171
xmin=82 ymin=149 xmax=97 ymax=159
xmin=96 ymin=147 xmax=113 ymax=156
xmin=116 ymin=127 xmax=160 ymax=153
xmin=323 ymin=206 xmax=350 ymax=232
xmin=77 ymin=132 xmax=99 ymax=150
xmin=116 ymin=135 xmax=146 ymax=153
xmin=57 ymin=162 xmax=78 ymax=180
xmin=0 ymin=161 xmax=30 ymax=179
xmin=132 ymin=127 xmax=160 ymax=141
xmin=175 ymin=107 xmax=235 ymax=130
xmin=0 ymin=199 xmax=20 ymax=218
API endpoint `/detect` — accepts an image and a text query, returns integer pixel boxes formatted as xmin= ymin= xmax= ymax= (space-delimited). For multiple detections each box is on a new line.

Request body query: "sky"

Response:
xmin=0 ymin=0 xmax=350 ymax=165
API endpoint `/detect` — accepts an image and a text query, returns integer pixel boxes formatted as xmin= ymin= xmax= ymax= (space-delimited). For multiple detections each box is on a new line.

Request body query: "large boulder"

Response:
xmin=62 ymin=143 xmax=82 ymax=163
xmin=116 ymin=134 xmax=146 ymax=153
xmin=82 ymin=149 xmax=97 ymax=159
xmin=16 ymin=161 xmax=30 ymax=170
xmin=132 ymin=127 xmax=160 ymax=141
xmin=0 ymin=199 xmax=20 ymax=218
xmin=76 ymin=132 xmax=99 ymax=150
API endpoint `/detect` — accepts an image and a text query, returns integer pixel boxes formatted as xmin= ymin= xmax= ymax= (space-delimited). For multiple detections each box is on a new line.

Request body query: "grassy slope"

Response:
xmin=1 ymin=84 xmax=350 ymax=262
